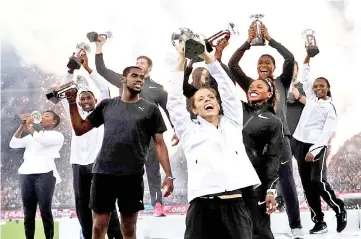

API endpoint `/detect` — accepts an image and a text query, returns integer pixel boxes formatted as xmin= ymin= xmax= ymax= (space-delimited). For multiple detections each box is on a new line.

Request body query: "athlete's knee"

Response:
xmin=120 ymin=212 xmax=138 ymax=238
xmin=310 ymin=176 xmax=322 ymax=187
xmin=92 ymin=212 xmax=110 ymax=238
xmin=121 ymin=222 xmax=136 ymax=237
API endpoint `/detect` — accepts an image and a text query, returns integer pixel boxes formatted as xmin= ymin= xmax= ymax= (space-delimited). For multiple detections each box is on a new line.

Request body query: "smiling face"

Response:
xmin=248 ymin=80 xmax=273 ymax=104
xmin=257 ymin=55 xmax=275 ymax=80
xmin=313 ymin=77 xmax=330 ymax=100
xmin=122 ymin=67 xmax=145 ymax=95
xmin=191 ymin=88 xmax=220 ymax=120
xmin=78 ymin=91 xmax=97 ymax=112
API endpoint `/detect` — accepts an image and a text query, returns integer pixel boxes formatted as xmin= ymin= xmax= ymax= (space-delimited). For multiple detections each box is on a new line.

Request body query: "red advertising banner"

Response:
xmin=2 ymin=192 xmax=360 ymax=220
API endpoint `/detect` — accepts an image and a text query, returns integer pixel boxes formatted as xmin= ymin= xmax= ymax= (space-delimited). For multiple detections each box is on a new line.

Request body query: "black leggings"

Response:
xmin=20 ymin=171 xmax=56 ymax=239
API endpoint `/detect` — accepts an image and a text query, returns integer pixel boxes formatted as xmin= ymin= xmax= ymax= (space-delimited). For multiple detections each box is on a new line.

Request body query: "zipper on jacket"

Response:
xmin=243 ymin=109 xmax=262 ymax=129
xmin=243 ymin=116 xmax=254 ymax=129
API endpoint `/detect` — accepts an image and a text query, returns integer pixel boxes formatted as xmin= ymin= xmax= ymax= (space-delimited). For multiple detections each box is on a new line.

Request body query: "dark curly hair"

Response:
xmin=260 ymin=78 xmax=279 ymax=107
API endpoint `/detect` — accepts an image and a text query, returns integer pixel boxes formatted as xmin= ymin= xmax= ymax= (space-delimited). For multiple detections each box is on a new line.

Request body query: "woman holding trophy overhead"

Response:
xmin=167 ymin=37 xmax=260 ymax=238
xmin=9 ymin=111 xmax=64 ymax=239
xmin=228 ymin=17 xmax=304 ymax=239
xmin=293 ymin=54 xmax=347 ymax=234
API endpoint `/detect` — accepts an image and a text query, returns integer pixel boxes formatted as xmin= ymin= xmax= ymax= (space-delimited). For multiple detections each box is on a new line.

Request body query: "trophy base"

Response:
xmin=205 ymin=40 xmax=213 ymax=53
xmin=191 ymin=56 xmax=204 ymax=63
xmin=306 ymin=45 xmax=320 ymax=57
xmin=251 ymin=37 xmax=266 ymax=46
xmin=46 ymin=90 xmax=60 ymax=104
xmin=190 ymin=41 xmax=213 ymax=63
xmin=67 ymin=57 xmax=82 ymax=70
xmin=185 ymin=39 xmax=206 ymax=61
xmin=87 ymin=32 xmax=98 ymax=43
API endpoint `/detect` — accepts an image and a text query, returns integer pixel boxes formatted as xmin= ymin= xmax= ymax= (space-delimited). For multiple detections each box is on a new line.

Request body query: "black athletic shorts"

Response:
xmin=184 ymin=197 xmax=252 ymax=239
xmin=89 ymin=173 xmax=144 ymax=215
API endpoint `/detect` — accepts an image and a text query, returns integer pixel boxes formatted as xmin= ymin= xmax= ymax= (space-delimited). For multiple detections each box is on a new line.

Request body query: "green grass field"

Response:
xmin=0 ymin=220 xmax=59 ymax=239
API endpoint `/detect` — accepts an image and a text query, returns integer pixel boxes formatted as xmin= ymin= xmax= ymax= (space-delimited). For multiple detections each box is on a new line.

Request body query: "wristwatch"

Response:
xmin=166 ymin=176 xmax=176 ymax=181
xmin=266 ymin=189 xmax=277 ymax=197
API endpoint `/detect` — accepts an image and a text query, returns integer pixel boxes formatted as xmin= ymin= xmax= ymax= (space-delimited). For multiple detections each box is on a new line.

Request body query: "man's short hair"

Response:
xmin=137 ymin=56 xmax=153 ymax=68
xmin=45 ymin=110 xmax=61 ymax=128
xmin=78 ymin=90 xmax=95 ymax=98
xmin=123 ymin=66 xmax=142 ymax=77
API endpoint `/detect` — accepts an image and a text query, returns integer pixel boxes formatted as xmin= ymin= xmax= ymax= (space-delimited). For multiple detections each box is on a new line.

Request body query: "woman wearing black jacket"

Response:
xmin=228 ymin=23 xmax=304 ymax=238
xmin=242 ymin=78 xmax=283 ymax=239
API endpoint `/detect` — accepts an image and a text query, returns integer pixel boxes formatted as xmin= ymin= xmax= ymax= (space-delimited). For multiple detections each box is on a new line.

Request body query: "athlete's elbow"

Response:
xmin=74 ymin=128 xmax=85 ymax=136
xmin=286 ymin=53 xmax=295 ymax=63
xmin=73 ymin=124 xmax=88 ymax=136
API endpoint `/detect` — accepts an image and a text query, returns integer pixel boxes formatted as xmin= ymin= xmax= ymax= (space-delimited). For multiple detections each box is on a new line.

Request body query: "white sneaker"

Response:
xmin=291 ymin=228 xmax=304 ymax=239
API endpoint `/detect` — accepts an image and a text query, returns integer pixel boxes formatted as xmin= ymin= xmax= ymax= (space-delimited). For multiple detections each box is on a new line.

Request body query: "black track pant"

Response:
xmin=243 ymin=186 xmax=274 ymax=239
xmin=145 ymin=141 xmax=162 ymax=206
xmin=20 ymin=171 xmax=56 ymax=239
xmin=293 ymin=139 xmax=344 ymax=223
xmin=278 ymin=136 xmax=302 ymax=229
xmin=184 ymin=197 xmax=252 ymax=239
xmin=72 ymin=164 xmax=122 ymax=239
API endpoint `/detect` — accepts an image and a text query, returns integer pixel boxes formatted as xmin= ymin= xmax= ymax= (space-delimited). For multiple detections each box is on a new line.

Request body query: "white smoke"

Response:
xmin=1 ymin=0 xmax=360 ymax=152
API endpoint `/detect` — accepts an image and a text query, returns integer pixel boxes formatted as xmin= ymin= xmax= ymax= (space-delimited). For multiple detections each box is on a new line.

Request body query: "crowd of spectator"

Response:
xmin=328 ymin=134 xmax=361 ymax=193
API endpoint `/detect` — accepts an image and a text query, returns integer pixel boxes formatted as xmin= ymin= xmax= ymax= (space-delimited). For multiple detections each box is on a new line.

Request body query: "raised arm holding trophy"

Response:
xmin=206 ymin=22 xmax=239 ymax=48
xmin=249 ymin=14 xmax=266 ymax=46
xmin=171 ymin=27 xmax=207 ymax=63
xmin=46 ymin=75 xmax=89 ymax=104
xmin=171 ymin=23 xmax=239 ymax=63
xmin=302 ymin=29 xmax=320 ymax=57
xmin=67 ymin=42 xmax=91 ymax=71
xmin=87 ymin=31 xmax=113 ymax=43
